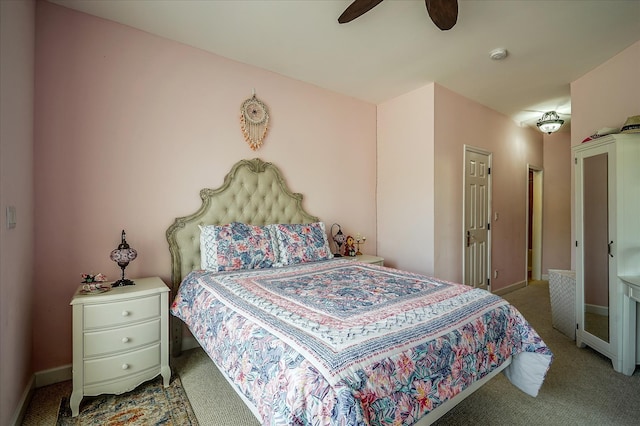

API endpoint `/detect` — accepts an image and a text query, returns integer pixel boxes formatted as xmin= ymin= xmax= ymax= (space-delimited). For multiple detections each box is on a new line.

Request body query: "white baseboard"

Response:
xmin=10 ymin=364 xmax=72 ymax=425
xmin=10 ymin=375 xmax=34 ymax=426
xmin=585 ymin=303 xmax=609 ymax=317
xmin=35 ymin=364 xmax=72 ymax=388
xmin=493 ymin=280 xmax=527 ymax=296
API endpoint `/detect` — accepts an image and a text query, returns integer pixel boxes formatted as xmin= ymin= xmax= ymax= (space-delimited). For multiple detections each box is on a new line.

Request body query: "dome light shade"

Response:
xmin=537 ymin=111 xmax=564 ymax=134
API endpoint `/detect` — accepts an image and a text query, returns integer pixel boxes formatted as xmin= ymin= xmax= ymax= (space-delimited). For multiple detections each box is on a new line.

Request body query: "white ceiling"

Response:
xmin=49 ymin=0 xmax=640 ymax=129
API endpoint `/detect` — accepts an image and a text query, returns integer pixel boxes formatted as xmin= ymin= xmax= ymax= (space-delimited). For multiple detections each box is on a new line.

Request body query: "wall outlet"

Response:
xmin=493 ymin=269 xmax=498 ymax=279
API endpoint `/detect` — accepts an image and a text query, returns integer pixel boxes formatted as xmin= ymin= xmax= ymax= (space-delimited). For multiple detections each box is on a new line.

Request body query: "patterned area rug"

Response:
xmin=56 ymin=375 xmax=199 ymax=425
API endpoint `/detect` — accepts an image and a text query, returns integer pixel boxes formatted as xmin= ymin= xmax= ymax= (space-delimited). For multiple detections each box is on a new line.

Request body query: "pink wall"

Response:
xmin=0 ymin=0 xmax=36 ymax=423
xmin=541 ymin=131 xmax=571 ymax=275
xmin=0 ymin=1 xmax=35 ymax=424
xmin=377 ymin=84 xmax=435 ymax=274
xmin=570 ymin=40 xmax=640 ymax=147
xmin=377 ymin=83 xmax=543 ymax=292
xmin=33 ymin=2 xmax=377 ymax=372
xmin=433 ymin=85 xmax=543 ymax=290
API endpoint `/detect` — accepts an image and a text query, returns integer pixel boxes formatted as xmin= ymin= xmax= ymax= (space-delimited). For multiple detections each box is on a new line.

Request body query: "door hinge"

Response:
xmin=574 ymin=157 xmax=577 ymax=165
xmin=487 ymin=223 xmax=490 ymax=231
xmin=575 ymin=240 xmax=578 ymax=247
xmin=487 ymin=278 xmax=490 ymax=287
xmin=488 ymin=167 xmax=491 ymax=174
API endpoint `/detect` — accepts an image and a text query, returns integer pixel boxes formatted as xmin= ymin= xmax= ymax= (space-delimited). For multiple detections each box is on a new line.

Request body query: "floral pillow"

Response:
xmin=199 ymin=222 xmax=279 ymax=272
xmin=274 ymin=222 xmax=333 ymax=265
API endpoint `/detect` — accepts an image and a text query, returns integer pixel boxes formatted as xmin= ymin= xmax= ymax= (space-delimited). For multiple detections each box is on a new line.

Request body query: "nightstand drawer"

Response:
xmin=84 ymin=295 xmax=160 ymax=329
xmin=84 ymin=319 xmax=161 ymax=357
xmin=84 ymin=344 xmax=160 ymax=385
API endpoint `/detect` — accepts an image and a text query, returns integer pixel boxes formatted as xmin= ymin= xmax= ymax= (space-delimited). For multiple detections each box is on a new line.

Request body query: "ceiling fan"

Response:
xmin=338 ymin=0 xmax=458 ymax=30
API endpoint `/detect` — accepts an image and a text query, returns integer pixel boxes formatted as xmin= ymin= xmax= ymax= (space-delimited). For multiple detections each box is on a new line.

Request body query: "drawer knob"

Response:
xmin=121 ymin=311 xmax=130 ymax=317
xmin=122 ymin=363 xmax=129 ymax=370
xmin=121 ymin=337 xmax=130 ymax=343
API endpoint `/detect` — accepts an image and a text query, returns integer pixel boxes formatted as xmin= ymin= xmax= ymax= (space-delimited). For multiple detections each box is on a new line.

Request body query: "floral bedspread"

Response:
xmin=171 ymin=260 xmax=552 ymax=426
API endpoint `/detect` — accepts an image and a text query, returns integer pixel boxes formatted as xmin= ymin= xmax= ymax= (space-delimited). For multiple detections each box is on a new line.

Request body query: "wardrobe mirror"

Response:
xmin=582 ymin=153 xmax=609 ymax=342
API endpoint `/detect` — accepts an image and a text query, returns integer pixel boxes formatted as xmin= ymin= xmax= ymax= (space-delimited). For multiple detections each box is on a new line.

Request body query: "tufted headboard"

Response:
xmin=166 ymin=158 xmax=319 ymax=354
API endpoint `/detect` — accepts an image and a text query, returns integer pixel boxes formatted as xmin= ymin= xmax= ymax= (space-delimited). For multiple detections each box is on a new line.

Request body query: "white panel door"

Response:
xmin=464 ymin=148 xmax=491 ymax=289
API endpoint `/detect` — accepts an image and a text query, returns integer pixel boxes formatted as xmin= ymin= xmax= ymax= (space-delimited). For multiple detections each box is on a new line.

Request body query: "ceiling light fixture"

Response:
xmin=536 ymin=111 xmax=564 ymax=134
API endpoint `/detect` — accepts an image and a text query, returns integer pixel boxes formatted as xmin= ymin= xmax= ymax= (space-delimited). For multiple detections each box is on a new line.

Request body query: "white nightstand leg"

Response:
xmin=161 ymin=291 xmax=171 ymax=386
xmin=161 ymin=365 xmax=171 ymax=387
xmin=70 ymin=390 xmax=82 ymax=417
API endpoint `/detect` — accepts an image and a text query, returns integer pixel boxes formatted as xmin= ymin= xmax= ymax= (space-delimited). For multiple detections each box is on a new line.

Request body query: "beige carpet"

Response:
xmin=172 ymin=349 xmax=258 ymax=425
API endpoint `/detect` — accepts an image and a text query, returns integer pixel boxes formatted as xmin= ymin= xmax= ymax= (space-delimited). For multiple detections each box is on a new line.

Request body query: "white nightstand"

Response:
xmin=348 ymin=254 xmax=384 ymax=266
xmin=69 ymin=277 xmax=171 ymax=417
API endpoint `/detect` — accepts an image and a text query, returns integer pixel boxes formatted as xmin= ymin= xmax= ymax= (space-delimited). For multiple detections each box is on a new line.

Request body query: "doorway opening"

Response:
xmin=526 ymin=166 xmax=543 ymax=282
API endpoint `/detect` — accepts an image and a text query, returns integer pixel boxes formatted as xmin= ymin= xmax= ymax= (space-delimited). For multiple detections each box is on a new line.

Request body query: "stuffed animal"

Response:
xmin=344 ymin=235 xmax=356 ymax=257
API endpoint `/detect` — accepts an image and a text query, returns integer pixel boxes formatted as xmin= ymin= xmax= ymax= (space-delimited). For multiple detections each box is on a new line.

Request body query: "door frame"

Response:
xmin=526 ymin=165 xmax=543 ymax=282
xmin=462 ymin=145 xmax=492 ymax=289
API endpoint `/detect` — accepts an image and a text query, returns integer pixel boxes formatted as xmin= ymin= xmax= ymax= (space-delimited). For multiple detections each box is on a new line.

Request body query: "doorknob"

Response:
xmin=608 ymin=241 xmax=614 ymax=257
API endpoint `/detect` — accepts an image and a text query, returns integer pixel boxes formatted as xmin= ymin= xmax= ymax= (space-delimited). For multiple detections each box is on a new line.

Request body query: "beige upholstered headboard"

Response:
xmin=166 ymin=158 xmax=319 ymax=354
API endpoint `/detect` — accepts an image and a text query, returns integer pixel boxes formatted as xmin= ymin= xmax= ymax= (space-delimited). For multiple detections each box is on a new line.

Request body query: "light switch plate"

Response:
xmin=6 ymin=206 xmax=16 ymax=229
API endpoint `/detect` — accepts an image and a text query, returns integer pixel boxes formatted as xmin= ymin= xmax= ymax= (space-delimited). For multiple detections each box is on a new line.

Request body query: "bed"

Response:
xmin=167 ymin=158 xmax=553 ymax=425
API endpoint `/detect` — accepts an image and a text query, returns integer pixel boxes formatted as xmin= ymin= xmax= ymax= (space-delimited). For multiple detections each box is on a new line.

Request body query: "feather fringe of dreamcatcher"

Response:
xmin=240 ymin=95 xmax=269 ymax=151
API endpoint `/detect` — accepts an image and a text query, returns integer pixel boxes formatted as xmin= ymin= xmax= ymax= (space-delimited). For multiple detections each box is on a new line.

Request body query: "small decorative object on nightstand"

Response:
xmin=331 ymin=223 xmax=346 ymax=257
xmin=69 ymin=277 xmax=171 ymax=417
xmin=344 ymin=235 xmax=356 ymax=257
xmin=109 ymin=230 xmax=137 ymax=287
xmin=355 ymin=233 xmax=366 ymax=256
xmin=80 ymin=273 xmax=110 ymax=294
xmin=81 ymin=273 xmax=107 ymax=284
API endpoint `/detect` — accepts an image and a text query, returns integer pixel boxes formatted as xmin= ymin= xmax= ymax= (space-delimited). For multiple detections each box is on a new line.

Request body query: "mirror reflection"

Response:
xmin=582 ymin=153 xmax=609 ymax=342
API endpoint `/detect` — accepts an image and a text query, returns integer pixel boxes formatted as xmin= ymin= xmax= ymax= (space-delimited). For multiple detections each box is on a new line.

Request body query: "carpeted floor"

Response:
xmin=22 ymin=281 xmax=640 ymax=425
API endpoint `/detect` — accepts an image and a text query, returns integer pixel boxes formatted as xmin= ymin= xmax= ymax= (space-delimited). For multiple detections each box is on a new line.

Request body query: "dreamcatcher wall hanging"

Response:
xmin=240 ymin=91 xmax=269 ymax=150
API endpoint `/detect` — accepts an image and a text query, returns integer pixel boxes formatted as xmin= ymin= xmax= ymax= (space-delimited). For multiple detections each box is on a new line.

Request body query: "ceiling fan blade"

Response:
xmin=338 ymin=0 xmax=384 ymax=24
xmin=425 ymin=0 xmax=458 ymax=30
